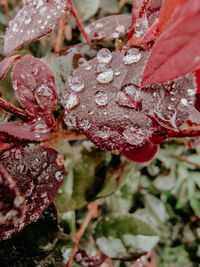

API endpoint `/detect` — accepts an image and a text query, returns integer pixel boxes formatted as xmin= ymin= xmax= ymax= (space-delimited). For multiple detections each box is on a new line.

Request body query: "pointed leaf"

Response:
xmin=4 ymin=0 xmax=66 ymax=55
xmin=141 ymin=0 xmax=200 ymax=86
xmin=0 ymin=120 xmax=51 ymax=141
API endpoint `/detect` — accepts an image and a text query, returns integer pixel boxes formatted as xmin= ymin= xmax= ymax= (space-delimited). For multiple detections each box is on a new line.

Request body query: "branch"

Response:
xmin=65 ymin=202 xmax=99 ymax=267
xmin=67 ymin=0 xmax=90 ymax=43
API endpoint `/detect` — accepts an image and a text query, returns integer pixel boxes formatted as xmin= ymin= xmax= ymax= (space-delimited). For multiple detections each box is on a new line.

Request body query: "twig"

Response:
xmin=55 ymin=12 xmax=68 ymax=52
xmin=1 ymin=0 xmax=11 ymax=20
xmin=118 ymin=0 xmax=127 ymax=13
xmin=67 ymin=0 xmax=90 ymax=43
xmin=177 ymin=156 xmax=200 ymax=169
xmin=65 ymin=202 xmax=99 ymax=267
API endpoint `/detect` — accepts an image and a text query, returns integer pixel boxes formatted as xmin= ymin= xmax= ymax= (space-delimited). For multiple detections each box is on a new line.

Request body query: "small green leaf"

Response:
xmin=95 ymin=216 xmax=159 ymax=260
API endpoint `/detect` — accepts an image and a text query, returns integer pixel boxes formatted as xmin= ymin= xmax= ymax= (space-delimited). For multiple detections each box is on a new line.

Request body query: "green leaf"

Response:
xmin=190 ymin=198 xmax=200 ymax=217
xmin=95 ymin=216 xmax=159 ymax=260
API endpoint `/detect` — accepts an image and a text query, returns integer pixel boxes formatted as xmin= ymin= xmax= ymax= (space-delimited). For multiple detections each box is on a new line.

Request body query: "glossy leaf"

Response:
xmin=84 ymin=15 xmax=131 ymax=41
xmin=4 ymin=0 xmax=66 ymax=55
xmin=141 ymin=0 xmax=200 ymax=86
xmin=12 ymin=55 xmax=57 ymax=127
xmin=122 ymin=141 xmax=159 ymax=163
xmin=0 ymin=145 xmax=64 ymax=240
xmin=0 ymin=120 xmax=51 ymax=141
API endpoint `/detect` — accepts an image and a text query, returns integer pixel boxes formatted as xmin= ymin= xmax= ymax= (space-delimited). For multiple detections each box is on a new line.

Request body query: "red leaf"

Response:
xmin=0 ymin=164 xmax=26 ymax=227
xmin=0 ymin=120 xmax=51 ymax=141
xmin=141 ymin=0 xmax=200 ymax=86
xmin=62 ymin=48 xmax=196 ymax=151
xmin=0 ymin=145 xmax=65 ymax=240
xmin=0 ymin=56 xmax=20 ymax=80
xmin=84 ymin=15 xmax=131 ymax=41
xmin=12 ymin=55 xmax=57 ymax=128
xmin=4 ymin=0 xmax=66 ymax=55
xmin=122 ymin=141 xmax=159 ymax=163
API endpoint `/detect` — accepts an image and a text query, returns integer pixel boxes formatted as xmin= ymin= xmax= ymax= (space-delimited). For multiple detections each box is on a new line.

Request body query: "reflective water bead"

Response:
xmin=97 ymin=48 xmax=112 ymax=64
xmin=122 ymin=126 xmax=145 ymax=146
xmin=68 ymin=76 xmax=84 ymax=92
xmin=62 ymin=93 xmax=79 ymax=110
xmin=123 ymin=48 xmax=141 ymax=64
xmin=94 ymin=91 xmax=108 ymax=106
xmin=97 ymin=68 xmax=113 ymax=84
xmin=79 ymin=119 xmax=91 ymax=130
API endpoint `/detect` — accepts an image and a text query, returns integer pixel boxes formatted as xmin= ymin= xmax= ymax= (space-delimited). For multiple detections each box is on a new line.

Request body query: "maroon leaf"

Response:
xmin=122 ymin=141 xmax=159 ymax=163
xmin=0 ymin=120 xmax=51 ymax=141
xmin=141 ymin=0 xmax=200 ymax=86
xmin=84 ymin=15 xmax=132 ymax=41
xmin=74 ymin=248 xmax=106 ymax=267
xmin=62 ymin=48 xmax=197 ymax=151
xmin=0 ymin=145 xmax=65 ymax=240
xmin=0 ymin=56 xmax=20 ymax=80
xmin=0 ymin=164 xmax=26 ymax=227
xmin=12 ymin=55 xmax=57 ymax=128
xmin=4 ymin=0 xmax=66 ymax=55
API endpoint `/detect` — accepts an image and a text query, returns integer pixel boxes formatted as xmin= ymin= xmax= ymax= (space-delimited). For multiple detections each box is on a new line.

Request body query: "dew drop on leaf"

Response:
xmin=94 ymin=91 xmax=108 ymax=106
xmin=97 ymin=48 xmax=112 ymax=64
xmin=123 ymin=48 xmax=142 ymax=64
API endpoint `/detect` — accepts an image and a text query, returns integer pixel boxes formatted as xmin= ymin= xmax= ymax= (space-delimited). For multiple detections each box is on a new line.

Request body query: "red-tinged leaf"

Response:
xmin=157 ymin=0 xmax=189 ymax=33
xmin=62 ymin=48 xmax=196 ymax=151
xmin=0 ymin=145 xmax=64 ymax=240
xmin=62 ymin=49 xmax=154 ymax=151
xmin=12 ymin=55 xmax=57 ymax=127
xmin=84 ymin=15 xmax=131 ymax=41
xmin=0 ymin=120 xmax=51 ymax=141
xmin=75 ymin=248 xmax=106 ymax=267
xmin=141 ymin=0 xmax=200 ymax=86
xmin=0 ymin=164 xmax=26 ymax=227
xmin=122 ymin=141 xmax=159 ymax=163
xmin=4 ymin=0 xmax=66 ymax=55
xmin=0 ymin=56 xmax=20 ymax=80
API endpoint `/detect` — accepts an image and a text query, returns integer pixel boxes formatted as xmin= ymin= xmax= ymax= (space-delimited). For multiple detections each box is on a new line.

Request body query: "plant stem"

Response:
xmin=55 ymin=12 xmax=68 ymax=52
xmin=177 ymin=156 xmax=200 ymax=169
xmin=65 ymin=202 xmax=98 ymax=267
xmin=67 ymin=0 xmax=90 ymax=43
xmin=0 ymin=97 xmax=35 ymax=122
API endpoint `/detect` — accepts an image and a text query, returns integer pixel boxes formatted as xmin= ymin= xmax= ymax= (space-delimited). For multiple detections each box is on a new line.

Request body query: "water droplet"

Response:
xmin=30 ymin=213 xmax=40 ymax=222
xmin=24 ymin=17 xmax=32 ymax=25
xmin=79 ymin=119 xmax=91 ymax=130
xmin=123 ymin=48 xmax=141 ymax=64
xmin=97 ymin=126 xmax=111 ymax=139
xmin=115 ymin=25 xmax=125 ymax=33
xmin=112 ymin=32 xmax=119 ymax=38
xmin=95 ymin=23 xmax=103 ymax=29
xmin=134 ymin=15 xmax=148 ymax=38
xmin=55 ymin=171 xmax=63 ymax=182
xmin=33 ymin=120 xmax=51 ymax=134
xmin=114 ymin=71 xmax=121 ymax=76
xmin=56 ymin=154 xmax=64 ymax=166
xmin=41 ymin=192 xmax=47 ymax=198
xmin=85 ymin=65 xmax=92 ymax=71
xmin=16 ymin=164 xmax=25 ymax=173
xmin=187 ymin=88 xmax=196 ymax=96
xmin=62 ymin=93 xmax=79 ymax=110
xmin=97 ymin=48 xmax=112 ymax=64
xmin=12 ymin=23 xmax=19 ymax=32
xmin=122 ymin=126 xmax=145 ymax=145
xmin=68 ymin=76 xmax=84 ymax=92
xmin=94 ymin=91 xmax=108 ymax=106
xmin=181 ymin=98 xmax=188 ymax=106
xmin=96 ymin=67 xmax=113 ymax=84
xmin=40 ymin=6 xmax=47 ymax=15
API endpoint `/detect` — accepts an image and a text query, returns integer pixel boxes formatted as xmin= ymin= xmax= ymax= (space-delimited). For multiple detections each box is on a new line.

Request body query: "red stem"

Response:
xmin=162 ymin=128 xmax=200 ymax=139
xmin=0 ymin=97 xmax=35 ymax=122
xmin=67 ymin=0 xmax=90 ymax=43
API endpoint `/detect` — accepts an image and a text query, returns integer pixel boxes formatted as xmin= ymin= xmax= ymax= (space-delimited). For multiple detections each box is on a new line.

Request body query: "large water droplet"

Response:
xmin=33 ymin=120 xmax=51 ymax=134
xmin=68 ymin=76 xmax=84 ymax=92
xmin=96 ymin=66 xmax=113 ymax=84
xmin=62 ymin=93 xmax=79 ymax=110
xmin=115 ymin=25 xmax=125 ymax=33
xmin=122 ymin=126 xmax=145 ymax=145
xmin=24 ymin=17 xmax=32 ymax=25
xmin=55 ymin=171 xmax=63 ymax=182
xmin=94 ymin=91 xmax=108 ymax=106
xmin=97 ymin=48 xmax=112 ymax=64
xmin=123 ymin=48 xmax=141 ymax=64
